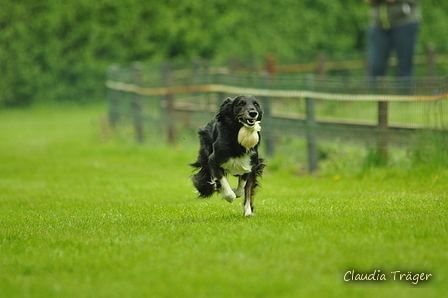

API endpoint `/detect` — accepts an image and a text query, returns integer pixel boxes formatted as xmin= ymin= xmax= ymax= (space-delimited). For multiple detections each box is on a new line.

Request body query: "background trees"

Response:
xmin=1 ymin=0 xmax=446 ymax=106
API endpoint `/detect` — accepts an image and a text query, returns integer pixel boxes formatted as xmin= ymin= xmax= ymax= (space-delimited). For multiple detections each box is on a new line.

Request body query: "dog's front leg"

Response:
xmin=233 ymin=175 xmax=247 ymax=198
xmin=210 ymin=154 xmax=236 ymax=203
xmin=219 ymin=175 xmax=236 ymax=203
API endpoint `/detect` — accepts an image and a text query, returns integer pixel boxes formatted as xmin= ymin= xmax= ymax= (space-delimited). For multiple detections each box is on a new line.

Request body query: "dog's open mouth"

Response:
xmin=238 ymin=117 xmax=256 ymax=126
xmin=239 ymin=117 xmax=256 ymax=127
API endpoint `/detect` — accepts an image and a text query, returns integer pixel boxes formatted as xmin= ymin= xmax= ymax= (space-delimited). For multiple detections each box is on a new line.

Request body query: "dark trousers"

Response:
xmin=368 ymin=22 xmax=420 ymax=77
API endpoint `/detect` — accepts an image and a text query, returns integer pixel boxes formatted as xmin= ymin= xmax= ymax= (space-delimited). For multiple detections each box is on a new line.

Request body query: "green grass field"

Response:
xmin=1 ymin=103 xmax=447 ymax=298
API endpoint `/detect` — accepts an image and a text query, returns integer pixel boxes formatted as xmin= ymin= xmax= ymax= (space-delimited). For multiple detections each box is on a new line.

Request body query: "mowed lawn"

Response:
xmin=0 ymin=103 xmax=447 ymax=298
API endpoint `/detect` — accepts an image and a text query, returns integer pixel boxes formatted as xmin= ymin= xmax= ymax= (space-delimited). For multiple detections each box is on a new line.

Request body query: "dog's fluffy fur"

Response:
xmin=190 ymin=95 xmax=265 ymax=216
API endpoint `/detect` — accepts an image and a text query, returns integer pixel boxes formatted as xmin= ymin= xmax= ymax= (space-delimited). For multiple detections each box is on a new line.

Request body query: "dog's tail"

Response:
xmin=249 ymin=160 xmax=266 ymax=192
xmin=190 ymin=162 xmax=216 ymax=198
xmin=253 ymin=160 xmax=265 ymax=187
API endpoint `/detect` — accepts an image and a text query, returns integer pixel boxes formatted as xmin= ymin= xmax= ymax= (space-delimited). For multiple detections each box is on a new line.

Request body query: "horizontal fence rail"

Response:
xmin=106 ymin=80 xmax=448 ymax=102
xmin=105 ymin=57 xmax=448 ymax=172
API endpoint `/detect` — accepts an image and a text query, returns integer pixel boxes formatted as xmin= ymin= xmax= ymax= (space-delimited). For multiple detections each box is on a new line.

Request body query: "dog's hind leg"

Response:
xmin=243 ymin=162 xmax=264 ymax=216
xmin=244 ymin=162 xmax=265 ymax=216
xmin=243 ymin=181 xmax=255 ymax=216
xmin=243 ymin=175 xmax=255 ymax=216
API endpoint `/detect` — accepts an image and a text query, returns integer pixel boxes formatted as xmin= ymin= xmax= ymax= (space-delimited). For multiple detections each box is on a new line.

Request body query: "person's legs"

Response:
xmin=392 ymin=22 xmax=420 ymax=94
xmin=368 ymin=26 xmax=392 ymax=77
xmin=393 ymin=22 xmax=420 ymax=77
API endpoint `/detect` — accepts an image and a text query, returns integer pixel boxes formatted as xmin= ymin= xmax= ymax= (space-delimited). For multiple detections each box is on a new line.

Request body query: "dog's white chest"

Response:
xmin=221 ymin=154 xmax=252 ymax=176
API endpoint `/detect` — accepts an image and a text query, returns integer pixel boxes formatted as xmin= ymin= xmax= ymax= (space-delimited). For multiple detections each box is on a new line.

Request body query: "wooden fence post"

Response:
xmin=266 ymin=54 xmax=276 ymax=75
xmin=161 ymin=61 xmax=176 ymax=145
xmin=214 ymin=65 xmax=225 ymax=115
xmin=317 ymin=52 xmax=326 ymax=77
xmin=263 ymin=54 xmax=276 ymax=157
xmin=376 ymin=77 xmax=389 ymax=163
xmin=306 ymin=74 xmax=318 ymax=173
xmin=377 ymin=100 xmax=389 ymax=163
xmin=192 ymin=58 xmax=201 ymax=98
xmin=231 ymin=57 xmax=240 ymax=73
xmin=427 ymin=43 xmax=436 ymax=77
xmin=108 ymin=64 xmax=120 ymax=128
xmin=132 ymin=62 xmax=144 ymax=143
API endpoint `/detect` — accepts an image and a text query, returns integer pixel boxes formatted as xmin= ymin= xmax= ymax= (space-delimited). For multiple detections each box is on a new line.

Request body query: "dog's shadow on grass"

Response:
xmin=170 ymin=209 xmax=307 ymax=225
xmin=177 ymin=213 xmax=252 ymax=225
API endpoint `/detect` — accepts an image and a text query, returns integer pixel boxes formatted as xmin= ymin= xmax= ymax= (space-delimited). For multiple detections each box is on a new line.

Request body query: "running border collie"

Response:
xmin=190 ymin=95 xmax=265 ymax=216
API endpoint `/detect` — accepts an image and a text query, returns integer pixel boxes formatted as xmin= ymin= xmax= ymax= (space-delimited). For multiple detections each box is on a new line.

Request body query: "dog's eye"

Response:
xmin=238 ymin=101 xmax=245 ymax=106
xmin=253 ymin=101 xmax=259 ymax=107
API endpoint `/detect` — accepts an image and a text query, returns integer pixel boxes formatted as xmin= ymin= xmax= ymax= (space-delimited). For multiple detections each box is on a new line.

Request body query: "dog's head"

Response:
xmin=218 ymin=95 xmax=263 ymax=127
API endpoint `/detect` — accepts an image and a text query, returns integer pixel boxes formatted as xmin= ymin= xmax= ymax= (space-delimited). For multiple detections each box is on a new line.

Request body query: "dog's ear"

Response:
xmin=217 ymin=97 xmax=234 ymax=121
xmin=257 ymin=103 xmax=263 ymax=120
xmin=221 ymin=97 xmax=234 ymax=108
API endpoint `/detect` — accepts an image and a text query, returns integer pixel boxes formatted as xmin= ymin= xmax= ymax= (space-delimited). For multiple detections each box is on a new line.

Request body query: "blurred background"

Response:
xmin=1 ymin=0 xmax=447 ymax=107
xmin=2 ymin=0 xmax=447 ymax=172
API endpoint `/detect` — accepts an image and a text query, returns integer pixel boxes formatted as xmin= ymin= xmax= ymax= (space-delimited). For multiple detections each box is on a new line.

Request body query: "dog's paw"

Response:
xmin=244 ymin=208 xmax=254 ymax=217
xmin=232 ymin=188 xmax=244 ymax=198
xmin=221 ymin=190 xmax=236 ymax=203
xmin=243 ymin=201 xmax=254 ymax=216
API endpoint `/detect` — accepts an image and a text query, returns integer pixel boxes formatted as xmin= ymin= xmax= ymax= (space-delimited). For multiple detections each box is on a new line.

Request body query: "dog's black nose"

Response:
xmin=249 ymin=111 xmax=258 ymax=118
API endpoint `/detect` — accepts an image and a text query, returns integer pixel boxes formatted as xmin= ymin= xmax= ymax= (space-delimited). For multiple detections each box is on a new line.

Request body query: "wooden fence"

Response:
xmin=106 ymin=53 xmax=448 ymax=172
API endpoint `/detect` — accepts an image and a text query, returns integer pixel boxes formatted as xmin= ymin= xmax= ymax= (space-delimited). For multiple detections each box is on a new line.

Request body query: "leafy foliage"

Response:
xmin=0 ymin=0 xmax=447 ymax=105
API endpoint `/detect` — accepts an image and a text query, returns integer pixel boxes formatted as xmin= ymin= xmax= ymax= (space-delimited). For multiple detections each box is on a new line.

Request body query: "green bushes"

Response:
xmin=1 ymin=0 xmax=447 ymax=106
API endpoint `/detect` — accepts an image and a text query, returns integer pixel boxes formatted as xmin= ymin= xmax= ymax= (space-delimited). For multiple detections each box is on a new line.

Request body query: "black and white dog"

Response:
xmin=190 ymin=95 xmax=265 ymax=216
